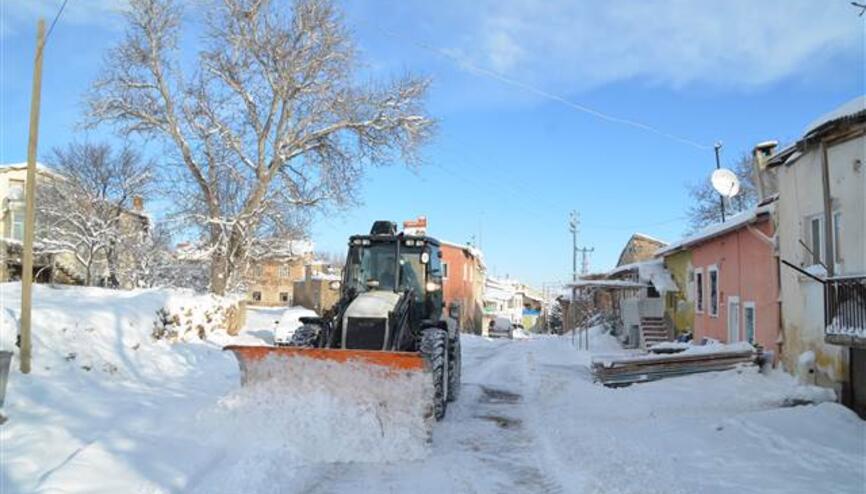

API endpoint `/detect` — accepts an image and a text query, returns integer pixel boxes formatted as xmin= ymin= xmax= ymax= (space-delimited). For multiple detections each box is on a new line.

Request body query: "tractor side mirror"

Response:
xmin=328 ymin=280 xmax=341 ymax=291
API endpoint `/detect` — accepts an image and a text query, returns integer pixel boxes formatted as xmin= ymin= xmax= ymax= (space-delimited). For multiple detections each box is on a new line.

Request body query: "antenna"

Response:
xmin=711 ymin=168 xmax=741 ymax=198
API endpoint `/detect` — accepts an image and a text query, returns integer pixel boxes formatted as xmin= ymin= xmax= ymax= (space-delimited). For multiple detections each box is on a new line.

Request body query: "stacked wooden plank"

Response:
xmin=591 ymin=348 xmax=758 ymax=386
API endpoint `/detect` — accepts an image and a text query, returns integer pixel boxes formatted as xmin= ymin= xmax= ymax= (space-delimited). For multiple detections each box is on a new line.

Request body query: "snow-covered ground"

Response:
xmin=0 ymin=284 xmax=863 ymax=493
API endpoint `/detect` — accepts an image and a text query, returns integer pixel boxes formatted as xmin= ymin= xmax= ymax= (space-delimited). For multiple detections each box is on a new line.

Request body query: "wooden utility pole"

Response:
xmin=714 ymin=142 xmax=726 ymax=222
xmin=20 ymin=19 xmax=46 ymax=374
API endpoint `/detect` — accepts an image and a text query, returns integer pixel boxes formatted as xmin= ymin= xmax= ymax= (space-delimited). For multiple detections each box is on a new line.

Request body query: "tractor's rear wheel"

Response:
xmin=289 ymin=324 xmax=320 ymax=347
xmin=447 ymin=332 xmax=461 ymax=402
xmin=420 ymin=328 xmax=449 ymax=421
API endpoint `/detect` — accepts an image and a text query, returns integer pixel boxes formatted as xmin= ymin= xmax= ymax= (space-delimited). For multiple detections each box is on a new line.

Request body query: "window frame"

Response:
xmin=807 ymin=214 xmax=824 ymax=266
xmin=694 ymin=268 xmax=705 ymax=314
xmin=8 ymin=179 xmax=24 ymax=200
xmin=279 ymin=264 xmax=290 ymax=279
xmin=10 ymin=210 xmax=25 ymax=241
xmin=279 ymin=292 xmax=289 ymax=303
xmin=743 ymin=301 xmax=756 ymax=344
xmin=251 ymin=291 xmax=262 ymax=302
xmin=708 ymin=265 xmax=719 ymax=318
xmin=442 ymin=261 xmax=449 ymax=280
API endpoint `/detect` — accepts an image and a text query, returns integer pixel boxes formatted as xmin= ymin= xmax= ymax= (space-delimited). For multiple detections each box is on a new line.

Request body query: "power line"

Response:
xmin=371 ymin=24 xmax=712 ymax=151
xmin=45 ymin=0 xmax=70 ymax=44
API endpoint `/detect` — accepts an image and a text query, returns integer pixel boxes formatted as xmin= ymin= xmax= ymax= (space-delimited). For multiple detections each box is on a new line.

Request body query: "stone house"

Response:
xmin=616 ymin=233 xmax=668 ymax=266
xmin=0 ymin=163 xmax=149 ymax=287
xmin=245 ymin=241 xmax=314 ymax=306
xmin=292 ymin=262 xmax=342 ymax=314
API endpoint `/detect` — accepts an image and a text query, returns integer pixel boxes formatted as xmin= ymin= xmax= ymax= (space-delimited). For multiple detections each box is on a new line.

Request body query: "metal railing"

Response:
xmin=825 ymin=275 xmax=866 ymax=342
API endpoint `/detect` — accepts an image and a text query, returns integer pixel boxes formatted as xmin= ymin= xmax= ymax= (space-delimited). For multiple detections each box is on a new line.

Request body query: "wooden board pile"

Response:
xmin=591 ymin=348 xmax=758 ymax=386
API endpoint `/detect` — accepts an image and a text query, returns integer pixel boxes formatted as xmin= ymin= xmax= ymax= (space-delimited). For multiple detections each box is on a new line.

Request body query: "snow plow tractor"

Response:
xmin=225 ymin=221 xmax=461 ymax=421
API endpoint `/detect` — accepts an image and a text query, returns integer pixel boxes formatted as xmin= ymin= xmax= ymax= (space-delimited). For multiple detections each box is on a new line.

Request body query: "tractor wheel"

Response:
xmin=289 ymin=324 xmax=320 ymax=347
xmin=447 ymin=332 xmax=461 ymax=402
xmin=420 ymin=327 xmax=449 ymax=421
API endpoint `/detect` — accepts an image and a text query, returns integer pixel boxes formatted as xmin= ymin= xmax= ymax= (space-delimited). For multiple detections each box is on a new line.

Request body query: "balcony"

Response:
xmin=825 ymin=275 xmax=866 ymax=347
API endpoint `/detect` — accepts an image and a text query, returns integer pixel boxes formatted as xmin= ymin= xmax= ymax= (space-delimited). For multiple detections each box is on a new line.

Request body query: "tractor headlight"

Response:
xmin=426 ymin=281 xmax=441 ymax=292
xmin=420 ymin=252 xmax=430 ymax=264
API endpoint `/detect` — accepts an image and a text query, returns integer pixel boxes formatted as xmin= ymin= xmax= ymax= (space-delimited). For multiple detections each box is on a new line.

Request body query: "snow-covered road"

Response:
xmin=1 ymin=287 xmax=864 ymax=493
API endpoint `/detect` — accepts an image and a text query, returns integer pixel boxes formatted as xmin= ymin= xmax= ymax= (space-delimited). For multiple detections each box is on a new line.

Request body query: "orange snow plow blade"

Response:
xmin=223 ymin=345 xmax=427 ymax=385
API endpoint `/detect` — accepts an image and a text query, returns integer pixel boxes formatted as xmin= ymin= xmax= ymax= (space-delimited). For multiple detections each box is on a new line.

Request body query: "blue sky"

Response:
xmin=1 ymin=0 xmax=863 ymax=287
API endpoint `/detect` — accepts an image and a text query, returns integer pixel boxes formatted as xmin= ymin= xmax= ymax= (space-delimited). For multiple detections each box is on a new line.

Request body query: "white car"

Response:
xmin=488 ymin=316 xmax=514 ymax=339
xmin=273 ymin=307 xmax=319 ymax=346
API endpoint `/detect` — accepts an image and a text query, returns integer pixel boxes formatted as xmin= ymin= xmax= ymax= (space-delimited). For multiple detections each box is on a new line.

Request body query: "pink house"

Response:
xmin=666 ymin=201 xmax=781 ymax=359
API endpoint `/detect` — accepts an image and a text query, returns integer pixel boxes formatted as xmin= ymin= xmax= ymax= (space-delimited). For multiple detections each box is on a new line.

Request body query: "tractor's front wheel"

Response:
xmin=447 ymin=332 xmax=461 ymax=402
xmin=420 ymin=328 xmax=449 ymax=421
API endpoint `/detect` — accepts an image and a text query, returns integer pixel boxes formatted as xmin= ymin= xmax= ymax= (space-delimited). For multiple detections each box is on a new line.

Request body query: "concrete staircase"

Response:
xmin=640 ymin=316 xmax=669 ymax=348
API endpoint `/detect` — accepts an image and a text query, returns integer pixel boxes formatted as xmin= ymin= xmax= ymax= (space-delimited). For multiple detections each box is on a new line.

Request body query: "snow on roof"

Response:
xmin=0 ymin=161 xmax=62 ymax=178
xmin=656 ymin=202 xmax=775 ymax=257
xmin=605 ymin=259 xmax=677 ymax=292
xmin=805 ymin=95 xmax=866 ymax=135
xmin=439 ymin=239 xmax=487 ymax=269
xmin=483 ymin=286 xmax=514 ymax=302
xmin=632 ymin=232 xmax=668 ymax=246
xmin=566 ymin=279 xmax=648 ymax=289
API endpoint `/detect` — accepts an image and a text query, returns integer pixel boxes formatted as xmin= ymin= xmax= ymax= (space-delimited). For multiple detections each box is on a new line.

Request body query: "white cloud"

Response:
xmin=1 ymin=0 xmax=129 ymax=37
xmin=455 ymin=0 xmax=862 ymax=90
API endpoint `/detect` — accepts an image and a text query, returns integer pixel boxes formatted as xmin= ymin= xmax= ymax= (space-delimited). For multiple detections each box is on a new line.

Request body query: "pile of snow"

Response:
xmin=273 ymin=306 xmax=320 ymax=345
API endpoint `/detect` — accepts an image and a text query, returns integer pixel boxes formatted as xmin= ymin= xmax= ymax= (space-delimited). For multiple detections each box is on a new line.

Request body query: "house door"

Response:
xmin=727 ymin=296 xmax=740 ymax=343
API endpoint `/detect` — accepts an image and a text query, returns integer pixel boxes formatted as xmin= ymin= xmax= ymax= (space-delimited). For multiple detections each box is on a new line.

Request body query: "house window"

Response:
xmin=253 ymin=265 xmax=263 ymax=277
xmin=708 ymin=266 xmax=719 ymax=317
xmin=251 ymin=291 xmax=262 ymax=302
xmin=808 ymin=216 xmax=823 ymax=266
xmin=8 ymin=179 xmax=24 ymax=200
xmin=744 ymin=302 xmax=756 ymax=344
xmin=279 ymin=292 xmax=289 ymax=303
xmin=695 ymin=269 xmax=704 ymax=313
xmin=279 ymin=265 xmax=290 ymax=278
xmin=442 ymin=262 xmax=449 ymax=279
xmin=647 ymin=285 xmax=660 ymax=298
xmin=11 ymin=212 xmax=24 ymax=241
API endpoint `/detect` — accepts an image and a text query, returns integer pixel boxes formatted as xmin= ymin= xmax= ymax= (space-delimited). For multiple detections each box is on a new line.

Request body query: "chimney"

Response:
xmin=132 ymin=195 xmax=144 ymax=212
xmin=752 ymin=141 xmax=779 ymax=202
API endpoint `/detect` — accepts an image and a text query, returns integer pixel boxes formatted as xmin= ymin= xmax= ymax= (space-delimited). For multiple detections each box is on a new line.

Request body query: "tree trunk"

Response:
xmin=210 ymin=251 xmax=229 ymax=295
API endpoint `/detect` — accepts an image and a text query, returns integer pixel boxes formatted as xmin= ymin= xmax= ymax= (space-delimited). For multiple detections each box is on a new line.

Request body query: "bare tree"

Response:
xmin=37 ymin=142 xmax=153 ymax=286
xmin=86 ymin=0 xmax=435 ymax=294
xmin=685 ymin=153 xmax=758 ymax=233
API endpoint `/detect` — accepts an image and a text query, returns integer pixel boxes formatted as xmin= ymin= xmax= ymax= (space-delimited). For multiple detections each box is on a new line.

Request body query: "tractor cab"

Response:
xmin=343 ymin=221 xmax=444 ymax=316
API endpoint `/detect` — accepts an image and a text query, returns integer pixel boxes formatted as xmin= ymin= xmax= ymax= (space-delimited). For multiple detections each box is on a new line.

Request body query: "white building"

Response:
xmin=759 ymin=96 xmax=866 ymax=416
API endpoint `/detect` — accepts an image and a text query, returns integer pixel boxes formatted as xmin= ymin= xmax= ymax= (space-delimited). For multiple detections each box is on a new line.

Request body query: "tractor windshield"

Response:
xmin=346 ymin=241 xmax=424 ymax=295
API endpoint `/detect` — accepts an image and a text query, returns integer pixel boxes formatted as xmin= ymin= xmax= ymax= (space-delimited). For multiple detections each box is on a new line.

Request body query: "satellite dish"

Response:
xmin=711 ymin=168 xmax=740 ymax=198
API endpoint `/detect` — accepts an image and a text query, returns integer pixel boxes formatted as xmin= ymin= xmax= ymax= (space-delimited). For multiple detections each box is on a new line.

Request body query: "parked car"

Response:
xmin=273 ymin=307 xmax=319 ymax=346
xmin=488 ymin=316 xmax=514 ymax=339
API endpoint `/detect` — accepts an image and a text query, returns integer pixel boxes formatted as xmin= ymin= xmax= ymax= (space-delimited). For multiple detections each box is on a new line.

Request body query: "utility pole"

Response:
xmin=568 ymin=211 xmax=579 ymax=345
xmin=20 ymin=19 xmax=46 ymax=374
xmin=569 ymin=211 xmax=579 ymax=282
xmin=577 ymin=246 xmax=594 ymax=276
xmin=714 ymin=142 xmax=726 ymax=223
